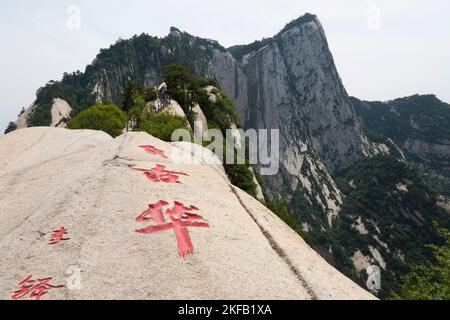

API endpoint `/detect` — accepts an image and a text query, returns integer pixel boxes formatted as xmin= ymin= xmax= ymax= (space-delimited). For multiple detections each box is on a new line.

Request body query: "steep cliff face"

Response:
xmin=91 ymin=28 xmax=229 ymax=105
xmin=352 ymin=95 xmax=450 ymax=196
xmin=230 ymin=17 xmax=371 ymax=173
xmin=218 ymin=16 xmax=376 ymax=226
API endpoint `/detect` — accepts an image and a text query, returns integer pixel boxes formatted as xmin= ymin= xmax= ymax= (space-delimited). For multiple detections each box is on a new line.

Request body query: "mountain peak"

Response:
xmin=169 ymin=26 xmax=181 ymax=33
xmin=228 ymin=13 xmax=321 ymax=61
xmin=278 ymin=13 xmax=318 ymax=34
xmin=169 ymin=26 xmax=183 ymax=37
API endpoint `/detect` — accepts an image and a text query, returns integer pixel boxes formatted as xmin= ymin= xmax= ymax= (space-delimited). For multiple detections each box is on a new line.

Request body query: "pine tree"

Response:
xmin=121 ymin=81 xmax=137 ymax=112
xmin=4 ymin=122 xmax=17 ymax=135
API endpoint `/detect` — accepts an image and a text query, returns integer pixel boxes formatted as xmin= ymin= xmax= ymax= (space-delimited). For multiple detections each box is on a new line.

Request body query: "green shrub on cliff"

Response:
xmin=139 ymin=113 xmax=189 ymax=142
xmin=4 ymin=122 xmax=17 ymax=135
xmin=390 ymin=224 xmax=450 ymax=300
xmin=69 ymin=104 xmax=126 ymax=138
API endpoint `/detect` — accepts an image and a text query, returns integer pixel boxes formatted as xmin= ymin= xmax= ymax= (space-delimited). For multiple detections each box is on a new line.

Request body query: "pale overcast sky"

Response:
xmin=1 ymin=0 xmax=449 ymax=132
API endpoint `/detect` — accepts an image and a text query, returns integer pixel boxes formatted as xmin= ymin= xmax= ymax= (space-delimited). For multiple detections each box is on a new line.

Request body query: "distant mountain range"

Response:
xmin=352 ymin=95 xmax=450 ymax=197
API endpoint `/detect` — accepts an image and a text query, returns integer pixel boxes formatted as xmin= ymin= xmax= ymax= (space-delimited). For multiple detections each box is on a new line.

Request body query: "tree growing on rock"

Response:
xmin=121 ymin=81 xmax=138 ymax=112
xmin=68 ymin=104 xmax=126 ymax=138
xmin=4 ymin=122 xmax=17 ymax=135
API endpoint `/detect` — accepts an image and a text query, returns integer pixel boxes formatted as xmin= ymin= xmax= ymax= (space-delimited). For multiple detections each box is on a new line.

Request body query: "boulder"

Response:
xmin=0 ymin=127 xmax=375 ymax=300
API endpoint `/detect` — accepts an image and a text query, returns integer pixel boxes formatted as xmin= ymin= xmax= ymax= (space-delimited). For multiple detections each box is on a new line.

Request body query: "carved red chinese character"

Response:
xmin=139 ymin=145 xmax=168 ymax=159
xmin=11 ymin=275 xmax=64 ymax=300
xmin=136 ymin=200 xmax=169 ymax=224
xmin=135 ymin=201 xmax=209 ymax=258
xmin=48 ymin=227 xmax=70 ymax=245
xmin=133 ymin=165 xmax=188 ymax=183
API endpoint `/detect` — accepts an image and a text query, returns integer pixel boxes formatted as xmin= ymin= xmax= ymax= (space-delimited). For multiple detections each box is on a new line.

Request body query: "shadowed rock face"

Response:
xmin=0 ymin=127 xmax=375 ymax=300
